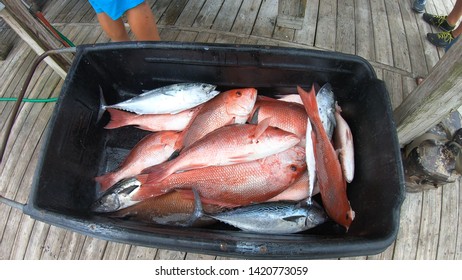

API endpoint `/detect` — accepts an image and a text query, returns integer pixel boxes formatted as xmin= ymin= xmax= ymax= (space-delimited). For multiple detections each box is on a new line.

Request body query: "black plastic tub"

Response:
xmin=25 ymin=42 xmax=405 ymax=259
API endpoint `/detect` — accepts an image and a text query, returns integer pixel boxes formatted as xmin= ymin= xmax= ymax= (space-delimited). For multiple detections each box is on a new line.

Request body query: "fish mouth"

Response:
xmin=91 ymin=177 xmax=142 ymax=213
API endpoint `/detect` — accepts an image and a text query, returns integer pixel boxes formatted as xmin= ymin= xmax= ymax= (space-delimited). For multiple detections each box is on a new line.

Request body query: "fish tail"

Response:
xmin=188 ymin=188 xmax=204 ymax=226
xmin=94 ymin=172 xmax=119 ymax=192
xmin=297 ymin=85 xmax=320 ymax=122
xmin=104 ymin=108 xmax=136 ymax=129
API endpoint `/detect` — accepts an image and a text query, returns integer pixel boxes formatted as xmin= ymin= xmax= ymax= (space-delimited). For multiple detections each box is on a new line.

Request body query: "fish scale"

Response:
xmin=133 ymin=146 xmax=307 ymax=207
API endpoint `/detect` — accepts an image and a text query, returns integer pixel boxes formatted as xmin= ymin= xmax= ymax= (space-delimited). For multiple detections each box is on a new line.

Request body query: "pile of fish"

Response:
xmin=91 ymin=82 xmax=356 ymax=234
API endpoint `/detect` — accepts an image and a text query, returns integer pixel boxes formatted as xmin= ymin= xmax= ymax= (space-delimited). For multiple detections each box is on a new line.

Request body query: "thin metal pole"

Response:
xmin=0 ymin=194 xmax=25 ymax=211
xmin=0 ymin=47 xmax=76 ymax=163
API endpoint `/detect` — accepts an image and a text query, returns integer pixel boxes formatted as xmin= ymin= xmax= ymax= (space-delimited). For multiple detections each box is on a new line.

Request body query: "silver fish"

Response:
xmin=192 ymin=190 xmax=328 ymax=234
xmin=316 ymin=83 xmax=336 ymax=140
xmin=91 ymin=177 xmax=141 ymax=213
xmin=101 ymin=83 xmax=220 ymax=115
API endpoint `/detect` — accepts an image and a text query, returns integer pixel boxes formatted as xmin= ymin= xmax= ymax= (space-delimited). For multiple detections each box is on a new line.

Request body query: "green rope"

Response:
xmin=0 ymin=97 xmax=58 ymax=103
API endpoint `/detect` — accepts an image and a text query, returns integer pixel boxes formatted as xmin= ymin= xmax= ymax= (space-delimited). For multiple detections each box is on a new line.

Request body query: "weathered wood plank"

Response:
xmin=158 ymin=0 xmax=189 ymax=25
xmin=0 ymin=47 xmax=37 ymax=117
xmin=152 ymin=0 xmax=175 ymax=22
xmin=8 ymin=215 xmax=36 ymax=259
xmin=102 ymin=243 xmax=132 ymax=260
xmin=194 ymin=30 xmax=211 ymax=42
xmin=414 ymin=1 xmax=440 ymax=71
xmin=252 ymin=0 xmax=277 ymax=38
xmin=214 ymin=33 xmax=237 ymax=44
xmin=57 ymin=231 xmax=86 ymax=259
xmin=159 ymin=27 xmax=180 ymax=41
xmin=354 ymin=0 xmax=375 ymax=61
xmin=398 ymin=0 xmax=430 ymax=77
xmin=176 ymin=30 xmax=198 ymax=42
xmin=293 ymin=0 xmax=318 ymax=46
xmin=43 ymin=0 xmax=75 ymax=22
xmin=0 ymin=43 xmax=30 ymax=104
xmin=276 ymin=0 xmax=307 ymax=29
xmin=366 ymin=241 xmax=395 ymax=260
xmin=456 ymin=178 xmax=462 ymax=260
xmin=212 ymin=0 xmax=241 ymax=31
xmin=192 ymin=0 xmax=224 ymax=29
xmin=236 ymin=36 xmax=258 ymax=45
xmin=1 ymin=78 xmax=60 ymax=260
xmin=155 ymin=249 xmax=186 ymax=260
xmin=0 ymin=208 xmax=22 ymax=258
xmin=68 ymin=1 xmax=94 ymax=23
xmin=231 ymin=0 xmax=261 ymax=35
xmin=336 ymin=0 xmax=355 ymax=55
xmin=79 ymin=237 xmax=108 ymax=260
xmin=314 ymin=0 xmax=336 ymax=50
xmin=51 ymin=0 xmax=80 ymax=23
xmin=394 ymin=38 xmax=462 ymax=146
xmin=185 ymin=252 xmax=216 ymax=260
xmin=0 ymin=67 xmax=57 ymax=189
xmin=272 ymin=26 xmax=295 ymax=41
xmin=391 ymin=192 xmax=422 ymax=259
xmin=60 ymin=0 xmax=88 ymax=23
xmin=385 ymin=0 xmax=411 ymax=72
xmin=383 ymin=70 xmax=403 ymax=110
xmin=436 ymin=183 xmax=459 ymax=259
xmin=370 ymin=0 xmax=393 ymax=66
xmin=416 ymin=188 xmax=442 ymax=259
xmin=23 ymin=221 xmax=51 ymax=259
xmin=40 ymin=225 xmax=68 ymax=260
xmin=176 ymin=0 xmax=205 ymax=27
xmin=402 ymin=75 xmax=418 ymax=98
xmin=127 ymin=246 xmax=158 ymax=260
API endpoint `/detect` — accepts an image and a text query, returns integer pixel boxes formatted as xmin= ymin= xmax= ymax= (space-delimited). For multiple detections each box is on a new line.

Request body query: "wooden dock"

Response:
xmin=0 ymin=0 xmax=461 ymax=260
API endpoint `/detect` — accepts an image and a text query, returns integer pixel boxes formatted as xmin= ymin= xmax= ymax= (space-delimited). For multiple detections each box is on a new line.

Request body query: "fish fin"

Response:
xmin=130 ymin=174 xmax=165 ymax=201
xmin=140 ymin=161 xmax=175 ymax=185
xmin=175 ymin=189 xmax=239 ymax=208
xmin=104 ymin=108 xmax=137 ymax=129
xmin=95 ymin=172 xmax=120 ymax=192
xmin=188 ymin=188 xmax=204 ymax=226
xmin=252 ymin=117 xmax=271 ymax=142
xmin=97 ymin=85 xmax=107 ymax=123
xmin=282 ymin=215 xmax=305 ymax=222
xmin=248 ymin=106 xmax=260 ymax=125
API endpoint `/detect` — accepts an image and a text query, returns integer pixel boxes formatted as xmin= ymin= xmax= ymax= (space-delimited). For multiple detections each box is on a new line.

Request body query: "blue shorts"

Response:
xmin=89 ymin=0 xmax=145 ymax=20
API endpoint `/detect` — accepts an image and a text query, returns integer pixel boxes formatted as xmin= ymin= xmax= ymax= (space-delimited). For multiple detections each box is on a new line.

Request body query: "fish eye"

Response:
xmin=290 ymin=165 xmax=297 ymax=171
xmin=236 ymin=91 xmax=242 ymax=97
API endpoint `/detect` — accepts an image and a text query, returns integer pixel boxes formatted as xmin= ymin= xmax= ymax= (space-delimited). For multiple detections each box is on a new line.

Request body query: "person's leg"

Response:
xmin=126 ymin=2 xmax=160 ymax=41
xmin=446 ymin=0 xmax=462 ymax=26
xmin=97 ymin=13 xmax=130 ymax=42
xmin=452 ymin=21 xmax=462 ymax=38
